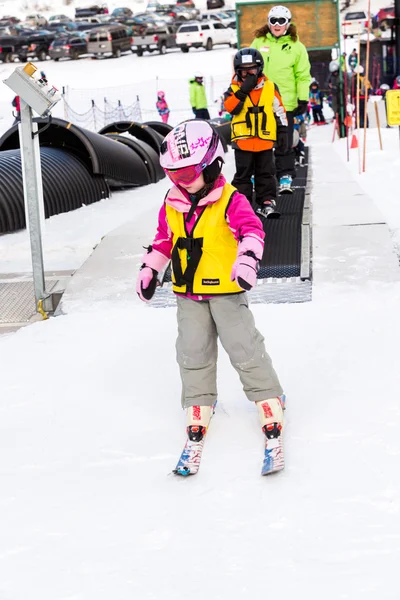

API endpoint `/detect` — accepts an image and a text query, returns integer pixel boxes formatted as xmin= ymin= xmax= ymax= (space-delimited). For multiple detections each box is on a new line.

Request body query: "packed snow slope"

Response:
xmin=1 ymin=128 xmax=400 ymax=599
xmin=2 ymin=33 xmax=400 ymax=600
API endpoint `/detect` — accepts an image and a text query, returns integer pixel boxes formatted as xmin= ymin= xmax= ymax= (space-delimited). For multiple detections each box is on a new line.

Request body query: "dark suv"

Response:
xmin=87 ymin=24 xmax=132 ymax=57
xmin=49 ymin=34 xmax=88 ymax=60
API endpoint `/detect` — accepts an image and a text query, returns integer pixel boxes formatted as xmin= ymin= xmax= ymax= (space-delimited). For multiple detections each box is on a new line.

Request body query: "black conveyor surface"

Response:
xmin=258 ymin=154 xmax=308 ymax=279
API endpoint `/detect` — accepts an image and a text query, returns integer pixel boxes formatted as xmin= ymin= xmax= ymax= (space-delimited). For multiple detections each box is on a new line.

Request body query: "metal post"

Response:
xmin=395 ymin=0 xmax=400 ymax=76
xmin=18 ymin=99 xmax=48 ymax=309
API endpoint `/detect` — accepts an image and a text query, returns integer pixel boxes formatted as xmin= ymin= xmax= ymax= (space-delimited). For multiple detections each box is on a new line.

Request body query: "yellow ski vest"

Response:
xmin=230 ymin=79 xmax=277 ymax=142
xmin=165 ymin=183 xmax=243 ymax=295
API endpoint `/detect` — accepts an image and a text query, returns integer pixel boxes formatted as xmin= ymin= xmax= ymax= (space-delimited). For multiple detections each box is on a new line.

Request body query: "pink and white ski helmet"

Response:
xmin=157 ymin=90 xmax=165 ymax=98
xmin=159 ymin=119 xmax=224 ymax=172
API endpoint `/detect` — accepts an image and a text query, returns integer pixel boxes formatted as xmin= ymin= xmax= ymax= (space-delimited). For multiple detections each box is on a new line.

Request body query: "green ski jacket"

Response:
xmin=251 ymin=32 xmax=311 ymax=111
xmin=189 ymin=79 xmax=208 ymax=110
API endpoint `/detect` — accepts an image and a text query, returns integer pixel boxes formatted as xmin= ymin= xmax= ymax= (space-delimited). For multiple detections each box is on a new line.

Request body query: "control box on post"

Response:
xmin=3 ymin=63 xmax=61 ymax=317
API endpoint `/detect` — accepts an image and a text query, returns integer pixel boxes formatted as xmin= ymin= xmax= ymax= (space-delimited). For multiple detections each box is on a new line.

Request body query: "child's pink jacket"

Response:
xmin=144 ymin=175 xmax=265 ymax=299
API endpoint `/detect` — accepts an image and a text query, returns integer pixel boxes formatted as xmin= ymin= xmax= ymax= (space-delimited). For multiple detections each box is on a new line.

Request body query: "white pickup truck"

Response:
xmin=176 ymin=21 xmax=236 ymax=52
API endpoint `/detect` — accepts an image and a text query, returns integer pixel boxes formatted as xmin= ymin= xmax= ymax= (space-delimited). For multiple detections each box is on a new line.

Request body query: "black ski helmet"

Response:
xmin=234 ymin=48 xmax=264 ymax=81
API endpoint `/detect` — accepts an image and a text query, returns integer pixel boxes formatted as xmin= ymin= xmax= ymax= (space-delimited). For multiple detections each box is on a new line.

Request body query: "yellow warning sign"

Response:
xmin=386 ymin=90 xmax=400 ymax=127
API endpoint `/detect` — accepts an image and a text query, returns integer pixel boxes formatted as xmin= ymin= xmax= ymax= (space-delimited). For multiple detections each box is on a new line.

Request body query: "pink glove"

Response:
xmin=136 ymin=247 xmax=170 ymax=302
xmin=231 ymin=237 xmax=263 ymax=292
xmin=136 ymin=267 xmax=158 ymax=302
xmin=231 ymin=253 xmax=259 ymax=291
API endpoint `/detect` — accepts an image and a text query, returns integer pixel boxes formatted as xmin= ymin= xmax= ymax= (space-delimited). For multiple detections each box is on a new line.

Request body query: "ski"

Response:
xmin=261 ymin=435 xmax=285 ymax=475
xmin=173 ymin=403 xmax=216 ymax=477
xmin=173 ymin=437 xmax=207 ymax=477
xmin=261 ymin=394 xmax=286 ymax=476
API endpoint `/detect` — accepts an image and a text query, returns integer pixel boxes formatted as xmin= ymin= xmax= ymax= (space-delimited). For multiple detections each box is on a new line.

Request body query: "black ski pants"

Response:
xmin=194 ymin=108 xmax=210 ymax=120
xmin=232 ymin=148 xmax=276 ymax=206
xmin=312 ymin=107 xmax=325 ymax=123
xmin=275 ymin=110 xmax=295 ymax=180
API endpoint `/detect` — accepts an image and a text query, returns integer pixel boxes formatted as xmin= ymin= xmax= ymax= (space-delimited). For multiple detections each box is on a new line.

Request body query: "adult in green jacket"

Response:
xmin=251 ymin=5 xmax=311 ymax=191
xmin=189 ymin=73 xmax=210 ymax=120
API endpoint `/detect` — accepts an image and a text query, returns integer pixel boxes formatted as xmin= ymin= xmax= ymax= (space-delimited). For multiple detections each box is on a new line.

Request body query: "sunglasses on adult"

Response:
xmin=269 ymin=16 xmax=289 ymax=25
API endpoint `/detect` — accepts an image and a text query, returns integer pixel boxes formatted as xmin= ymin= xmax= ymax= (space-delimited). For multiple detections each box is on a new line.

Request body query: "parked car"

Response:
xmin=173 ymin=5 xmax=199 ymax=20
xmin=200 ymin=10 xmax=235 ymax=27
xmin=176 ymin=0 xmax=196 ymax=5
xmin=75 ymin=5 xmax=108 ymax=18
xmin=176 ymin=20 xmax=235 ymax=51
xmin=24 ymin=14 xmax=48 ymax=27
xmin=111 ymin=7 xmax=134 ymax=20
xmin=132 ymin=24 xmax=176 ymax=55
xmin=49 ymin=33 xmax=88 ymax=60
xmin=46 ymin=22 xmax=79 ymax=32
xmin=18 ymin=30 xmax=56 ymax=62
xmin=0 ymin=16 xmax=21 ymax=26
xmin=206 ymin=0 xmax=225 ymax=9
xmin=342 ymin=11 xmax=367 ymax=37
xmin=75 ymin=21 xmax=107 ymax=32
xmin=129 ymin=12 xmax=174 ymax=27
xmin=87 ymin=24 xmax=132 ymax=57
xmin=75 ymin=15 xmax=103 ymax=23
xmin=48 ymin=14 xmax=71 ymax=22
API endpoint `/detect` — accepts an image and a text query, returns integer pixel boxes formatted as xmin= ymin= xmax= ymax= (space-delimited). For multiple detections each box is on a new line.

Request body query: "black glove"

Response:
xmin=235 ymin=74 xmax=258 ymax=101
xmin=276 ymin=129 xmax=288 ymax=153
xmin=292 ymin=100 xmax=308 ymax=117
xmin=192 ymin=107 xmax=197 ymax=115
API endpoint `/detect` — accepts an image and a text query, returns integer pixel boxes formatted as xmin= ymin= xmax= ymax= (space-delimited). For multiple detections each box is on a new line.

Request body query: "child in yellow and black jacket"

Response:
xmin=224 ymin=47 xmax=288 ymax=219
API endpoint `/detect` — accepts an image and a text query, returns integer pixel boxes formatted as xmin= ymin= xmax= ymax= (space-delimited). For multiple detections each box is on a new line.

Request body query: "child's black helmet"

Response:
xmin=234 ymin=48 xmax=264 ymax=80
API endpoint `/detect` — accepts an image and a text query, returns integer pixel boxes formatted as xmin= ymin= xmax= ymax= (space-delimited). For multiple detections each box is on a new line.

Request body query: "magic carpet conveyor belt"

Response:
xmin=259 ymin=151 xmax=309 ymax=279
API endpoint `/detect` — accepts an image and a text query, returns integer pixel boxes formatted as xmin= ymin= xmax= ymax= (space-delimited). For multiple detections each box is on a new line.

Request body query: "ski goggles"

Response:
xmin=163 ymin=129 xmax=220 ymax=186
xmin=269 ymin=16 xmax=289 ymax=25
xmin=238 ymin=66 xmax=258 ymax=76
xmin=164 ymin=164 xmax=203 ymax=186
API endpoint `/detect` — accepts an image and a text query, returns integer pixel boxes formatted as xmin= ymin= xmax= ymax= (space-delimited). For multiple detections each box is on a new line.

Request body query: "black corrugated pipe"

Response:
xmin=0 ymin=147 xmax=109 ymax=235
xmin=142 ymin=121 xmax=173 ymax=137
xmin=104 ymin=134 xmax=165 ymax=183
xmin=0 ymin=118 xmax=150 ymax=188
xmin=209 ymin=118 xmax=231 ymax=151
xmin=97 ymin=121 xmax=164 ymax=154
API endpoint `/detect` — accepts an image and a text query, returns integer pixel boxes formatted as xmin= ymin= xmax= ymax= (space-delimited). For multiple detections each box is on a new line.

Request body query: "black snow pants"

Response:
xmin=194 ymin=108 xmax=210 ymax=120
xmin=274 ymin=110 xmax=295 ymax=180
xmin=232 ymin=148 xmax=276 ymax=206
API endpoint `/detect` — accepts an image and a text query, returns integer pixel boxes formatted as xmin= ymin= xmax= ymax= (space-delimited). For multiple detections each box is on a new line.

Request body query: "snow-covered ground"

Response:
xmin=2 ymin=24 xmax=400 ymax=600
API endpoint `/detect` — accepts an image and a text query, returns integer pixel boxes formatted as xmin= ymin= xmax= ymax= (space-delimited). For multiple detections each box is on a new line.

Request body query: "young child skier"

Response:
xmin=156 ymin=90 xmax=170 ymax=124
xmin=308 ymin=80 xmax=325 ymax=125
xmin=223 ymin=48 xmax=288 ymax=220
xmin=136 ymin=119 xmax=284 ymax=474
